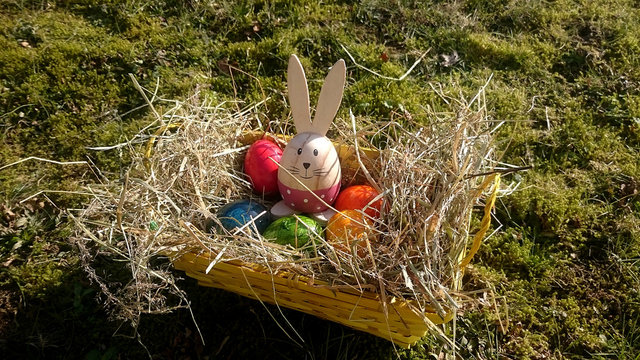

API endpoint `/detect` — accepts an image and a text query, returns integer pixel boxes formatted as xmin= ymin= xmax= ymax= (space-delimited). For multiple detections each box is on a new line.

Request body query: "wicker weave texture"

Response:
xmin=173 ymin=253 xmax=452 ymax=348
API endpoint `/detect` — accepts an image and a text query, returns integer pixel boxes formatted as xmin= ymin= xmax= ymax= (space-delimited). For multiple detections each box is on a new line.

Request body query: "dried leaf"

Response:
xmin=439 ymin=50 xmax=460 ymax=67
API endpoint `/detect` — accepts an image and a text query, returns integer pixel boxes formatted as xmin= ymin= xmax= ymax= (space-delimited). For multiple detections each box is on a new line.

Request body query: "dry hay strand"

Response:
xmin=72 ymin=82 xmax=500 ymax=341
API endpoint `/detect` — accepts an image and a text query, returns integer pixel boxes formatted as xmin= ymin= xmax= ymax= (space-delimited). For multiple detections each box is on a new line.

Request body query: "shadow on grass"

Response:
xmin=137 ymin=274 xmax=396 ymax=359
xmin=1 ymin=264 xmax=396 ymax=359
xmin=0 ymin=266 xmax=135 ymax=359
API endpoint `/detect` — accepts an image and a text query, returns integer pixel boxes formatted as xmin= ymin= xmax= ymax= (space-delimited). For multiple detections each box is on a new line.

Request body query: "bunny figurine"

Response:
xmin=271 ymin=55 xmax=346 ymax=221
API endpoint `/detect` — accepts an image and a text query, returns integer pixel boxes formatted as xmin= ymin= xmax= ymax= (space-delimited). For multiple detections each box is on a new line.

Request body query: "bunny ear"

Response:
xmin=312 ymin=59 xmax=346 ymax=137
xmin=287 ymin=55 xmax=313 ymax=134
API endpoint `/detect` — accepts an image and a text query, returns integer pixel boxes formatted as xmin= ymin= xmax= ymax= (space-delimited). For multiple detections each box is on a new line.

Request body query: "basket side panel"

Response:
xmin=173 ymin=254 xmax=451 ymax=348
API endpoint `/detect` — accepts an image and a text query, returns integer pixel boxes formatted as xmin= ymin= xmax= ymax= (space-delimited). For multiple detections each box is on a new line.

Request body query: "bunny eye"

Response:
xmin=297 ymin=148 xmax=302 ymax=155
xmin=313 ymin=149 xmax=318 ymax=156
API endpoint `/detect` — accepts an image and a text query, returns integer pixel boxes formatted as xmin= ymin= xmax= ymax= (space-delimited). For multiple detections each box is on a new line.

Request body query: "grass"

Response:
xmin=0 ymin=0 xmax=639 ymax=358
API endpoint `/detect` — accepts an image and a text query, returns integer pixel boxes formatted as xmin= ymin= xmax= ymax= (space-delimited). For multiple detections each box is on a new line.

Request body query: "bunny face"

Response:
xmin=278 ymin=132 xmax=341 ymax=191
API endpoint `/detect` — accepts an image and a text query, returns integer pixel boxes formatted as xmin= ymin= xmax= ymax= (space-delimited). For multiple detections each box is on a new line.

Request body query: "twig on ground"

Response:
xmin=340 ymin=44 xmax=430 ymax=81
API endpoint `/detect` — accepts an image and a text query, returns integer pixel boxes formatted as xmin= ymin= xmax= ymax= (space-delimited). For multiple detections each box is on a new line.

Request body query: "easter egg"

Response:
xmin=326 ymin=210 xmax=375 ymax=257
xmin=334 ymin=185 xmax=383 ymax=218
xmin=263 ymin=215 xmax=323 ymax=249
xmin=244 ymin=139 xmax=283 ymax=196
xmin=217 ymin=199 xmax=271 ymax=233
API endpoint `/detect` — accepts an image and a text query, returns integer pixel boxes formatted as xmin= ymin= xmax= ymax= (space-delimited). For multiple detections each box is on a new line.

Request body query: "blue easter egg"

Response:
xmin=217 ymin=199 xmax=271 ymax=233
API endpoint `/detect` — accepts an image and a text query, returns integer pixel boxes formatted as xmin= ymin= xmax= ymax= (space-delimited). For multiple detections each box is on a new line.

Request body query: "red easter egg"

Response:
xmin=244 ymin=139 xmax=283 ymax=196
xmin=334 ymin=185 xmax=383 ymax=218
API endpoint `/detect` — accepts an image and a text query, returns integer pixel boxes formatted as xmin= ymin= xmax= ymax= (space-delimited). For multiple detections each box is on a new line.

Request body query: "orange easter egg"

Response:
xmin=326 ymin=210 xmax=375 ymax=257
xmin=334 ymin=185 xmax=383 ymax=218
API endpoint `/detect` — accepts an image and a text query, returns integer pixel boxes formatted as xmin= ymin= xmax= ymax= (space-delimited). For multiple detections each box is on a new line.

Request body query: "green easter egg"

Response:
xmin=149 ymin=220 xmax=159 ymax=231
xmin=263 ymin=215 xmax=323 ymax=248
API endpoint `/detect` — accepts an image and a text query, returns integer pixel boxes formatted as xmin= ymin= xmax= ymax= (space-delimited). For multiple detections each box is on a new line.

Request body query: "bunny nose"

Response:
xmin=303 ymin=162 xmax=311 ymax=169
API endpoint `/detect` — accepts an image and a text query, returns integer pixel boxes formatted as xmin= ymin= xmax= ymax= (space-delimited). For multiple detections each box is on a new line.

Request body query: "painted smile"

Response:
xmin=300 ymin=168 xmax=316 ymax=179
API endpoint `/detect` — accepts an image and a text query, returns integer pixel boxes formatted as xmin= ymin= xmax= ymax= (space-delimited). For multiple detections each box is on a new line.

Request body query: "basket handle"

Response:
xmin=143 ymin=123 xmax=182 ymax=169
xmin=458 ymin=173 xmax=501 ymax=270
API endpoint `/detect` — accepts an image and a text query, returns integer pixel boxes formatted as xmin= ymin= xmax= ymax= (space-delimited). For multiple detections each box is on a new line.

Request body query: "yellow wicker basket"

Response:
xmin=167 ymin=130 xmax=500 ymax=348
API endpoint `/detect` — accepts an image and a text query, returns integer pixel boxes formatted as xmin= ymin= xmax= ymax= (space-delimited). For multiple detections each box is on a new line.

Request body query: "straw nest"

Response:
xmin=73 ymin=85 xmax=499 ymax=332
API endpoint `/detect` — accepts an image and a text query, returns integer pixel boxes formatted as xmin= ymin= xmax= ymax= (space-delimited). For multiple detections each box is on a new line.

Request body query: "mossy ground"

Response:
xmin=1 ymin=0 xmax=639 ymax=358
